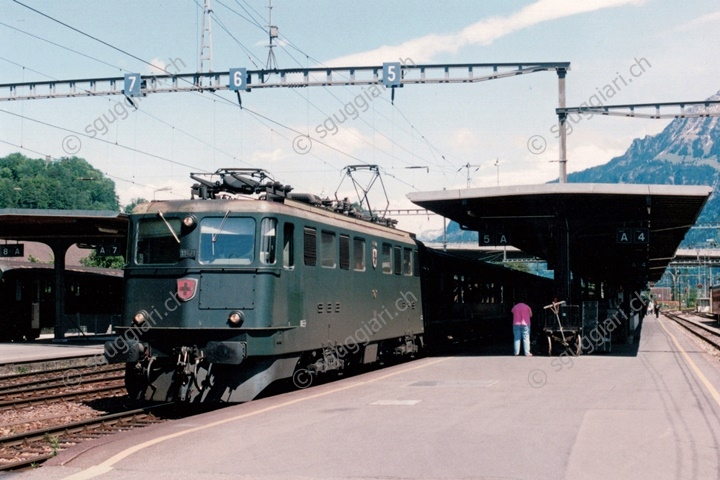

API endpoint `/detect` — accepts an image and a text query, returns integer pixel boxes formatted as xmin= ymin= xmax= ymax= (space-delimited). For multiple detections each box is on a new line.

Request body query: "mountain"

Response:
xmin=422 ymin=92 xmax=720 ymax=247
xmin=568 ymin=93 xmax=720 ymax=247
xmin=418 ymin=220 xmax=478 ymax=243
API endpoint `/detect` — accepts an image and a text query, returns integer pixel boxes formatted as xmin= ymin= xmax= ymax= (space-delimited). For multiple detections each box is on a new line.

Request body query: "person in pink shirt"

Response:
xmin=511 ymin=300 xmax=533 ymax=356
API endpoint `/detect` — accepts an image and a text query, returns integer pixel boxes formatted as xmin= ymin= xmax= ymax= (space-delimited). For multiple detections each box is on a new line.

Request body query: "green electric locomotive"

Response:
xmin=106 ymin=169 xmax=423 ymax=402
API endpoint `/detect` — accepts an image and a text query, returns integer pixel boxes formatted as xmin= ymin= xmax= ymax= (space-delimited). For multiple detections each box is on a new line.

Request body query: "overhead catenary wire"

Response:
xmin=203 ymin=1 xmax=455 ymax=175
xmin=0 ymin=137 xmax=186 ymax=200
xmin=0 ymin=107 xmax=209 ymax=173
xmin=0 ymin=54 xmax=249 ymax=168
xmin=7 ymin=0 xmax=433 ymax=192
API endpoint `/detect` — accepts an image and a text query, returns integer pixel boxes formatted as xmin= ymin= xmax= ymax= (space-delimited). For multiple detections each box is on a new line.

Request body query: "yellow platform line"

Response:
xmin=656 ymin=316 xmax=720 ymax=409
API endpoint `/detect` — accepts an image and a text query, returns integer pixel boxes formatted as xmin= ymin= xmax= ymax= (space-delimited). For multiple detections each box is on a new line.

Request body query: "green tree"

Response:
xmin=124 ymin=197 xmax=148 ymax=213
xmin=80 ymin=250 xmax=125 ymax=269
xmin=0 ymin=153 xmax=119 ymax=210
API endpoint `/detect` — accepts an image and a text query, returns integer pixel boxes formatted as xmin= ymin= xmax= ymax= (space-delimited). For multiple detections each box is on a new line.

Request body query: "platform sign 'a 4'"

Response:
xmin=617 ymin=228 xmax=649 ymax=244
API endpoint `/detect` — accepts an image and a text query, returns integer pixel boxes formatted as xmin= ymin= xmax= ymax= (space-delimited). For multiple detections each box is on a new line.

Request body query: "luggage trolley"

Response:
xmin=542 ymin=300 xmax=582 ymax=356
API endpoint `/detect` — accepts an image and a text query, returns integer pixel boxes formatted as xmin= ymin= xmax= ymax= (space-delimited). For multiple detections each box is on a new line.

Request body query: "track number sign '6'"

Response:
xmin=229 ymin=68 xmax=248 ymax=91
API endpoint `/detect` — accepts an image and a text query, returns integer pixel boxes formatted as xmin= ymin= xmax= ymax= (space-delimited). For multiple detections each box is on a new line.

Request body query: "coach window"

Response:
xmin=260 ymin=218 xmax=277 ymax=265
xmin=353 ymin=237 xmax=365 ymax=271
xmin=136 ymin=217 xmax=181 ymax=264
xmin=304 ymin=227 xmax=317 ymax=266
xmin=413 ymin=250 xmax=420 ymax=276
xmin=283 ymin=223 xmax=294 ymax=268
xmin=321 ymin=231 xmax=336 ymax=268
xmin=381 ymin=243 xmax=392 ymax=274
xmin=339 ymin=234 xmax=350 ymax=270
xmin=403 ymin=247 xmax=413 ymax=276
xmin=199 ymin=217 xmax=255 ymax=265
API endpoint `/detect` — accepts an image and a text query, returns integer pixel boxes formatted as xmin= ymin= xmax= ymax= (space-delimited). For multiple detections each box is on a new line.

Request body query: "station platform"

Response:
xmin=0 ymin=337 xmax=106 ymax=365
xmin=9 ymin=314 xmax=720 ymax=480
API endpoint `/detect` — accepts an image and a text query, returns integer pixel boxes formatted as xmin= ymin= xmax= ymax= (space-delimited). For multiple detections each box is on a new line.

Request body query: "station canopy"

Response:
xmin=408 ymin=183 xmax=712 ymax=284
xmin=0 ymin=209 xmax=128 ymax=339
xmin=0 ymin=209 xmax=127 ymax=245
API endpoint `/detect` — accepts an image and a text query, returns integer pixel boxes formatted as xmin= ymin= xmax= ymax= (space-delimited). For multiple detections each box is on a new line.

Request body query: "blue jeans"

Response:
xmin=513 ymin=325 xmax=530 ymax=355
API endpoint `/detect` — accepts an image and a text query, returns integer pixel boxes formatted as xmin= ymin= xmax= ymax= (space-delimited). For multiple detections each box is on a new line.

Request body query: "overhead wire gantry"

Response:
xmin=0 ymin=62 xmax=572 ymax=181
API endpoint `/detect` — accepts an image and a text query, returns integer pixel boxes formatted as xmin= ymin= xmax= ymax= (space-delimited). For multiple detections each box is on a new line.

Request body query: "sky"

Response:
xmin=1 ymin=0 xmax=720 ymax=235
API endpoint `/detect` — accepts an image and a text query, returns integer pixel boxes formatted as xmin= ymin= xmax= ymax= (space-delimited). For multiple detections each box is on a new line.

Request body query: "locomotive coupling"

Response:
xmin=104 ymin=339 xmax=146 ymax=364
xmin=204 ymin=341 xmax=247 ymax=365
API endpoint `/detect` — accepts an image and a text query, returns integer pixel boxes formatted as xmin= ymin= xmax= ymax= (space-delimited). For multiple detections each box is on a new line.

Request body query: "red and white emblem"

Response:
xmin=177 ymin=278 xmax=198 ymax=302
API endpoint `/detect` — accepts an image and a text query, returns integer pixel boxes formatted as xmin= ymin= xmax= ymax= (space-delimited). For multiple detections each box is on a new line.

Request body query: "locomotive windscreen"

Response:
xmin=199 ymin=217 xmax=255 ymax=265
xmin=136 ymin=217 xmax=181 ymax=264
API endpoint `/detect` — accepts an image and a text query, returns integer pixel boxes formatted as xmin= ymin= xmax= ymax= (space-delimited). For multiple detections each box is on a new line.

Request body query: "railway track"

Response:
xmin=0 ymin=354 xmax=137 ymax=471
xmin=0 ymin=365 xmax=124 ymax=394
xmin=0 ymin=403 xmax=173 ymax=471
xmin=0 ymin=354 xmax=100 ymax=376
xmin=0 ymin=360 xmax=121 ymax=388
xmin=0 ymin=356 xmax=234 ymax=472
xmin=664 ymin=311 xmax=720 ymax=352
xmin=0 ymin=362 xmax=126 ymax=410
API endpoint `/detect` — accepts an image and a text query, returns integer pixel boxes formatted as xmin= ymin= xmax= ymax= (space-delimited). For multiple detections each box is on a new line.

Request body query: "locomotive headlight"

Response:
xmin=182 ymin=215 xmax=196 ymax=228
xmin=228 ymin=311 xmax=244 ymax=327
xmin=133 ymin=310 xmax=149 ymax=325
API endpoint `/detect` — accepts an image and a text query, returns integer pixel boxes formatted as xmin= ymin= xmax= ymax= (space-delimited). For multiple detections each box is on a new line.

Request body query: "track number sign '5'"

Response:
xmin=382 ymin=62 xmax=402 ymax=87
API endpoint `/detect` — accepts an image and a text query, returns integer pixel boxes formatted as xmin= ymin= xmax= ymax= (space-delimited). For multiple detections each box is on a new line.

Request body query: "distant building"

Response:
xmin=650 ymin=287 xmax=671 ymax=302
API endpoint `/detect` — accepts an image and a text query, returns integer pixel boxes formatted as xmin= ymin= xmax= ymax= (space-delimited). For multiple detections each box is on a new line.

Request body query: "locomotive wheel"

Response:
xmin=291 ymin=368 xmax=315 ymax=389
xmin=124 ymin=363 xmax=144 ymax=399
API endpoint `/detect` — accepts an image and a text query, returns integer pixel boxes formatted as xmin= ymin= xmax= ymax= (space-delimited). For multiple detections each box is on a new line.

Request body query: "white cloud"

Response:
xmin=248 ymin=147 xmax=285 ymax=164
xmin=147 ymin=58 xmax=169 ymax=75
xmin=450 ymin=128 xmax=483 ymax=152
xmin=673 ymin=10 xmax=720 ymax=32
xmin=325 ymin=0 xmax=645 ymax=66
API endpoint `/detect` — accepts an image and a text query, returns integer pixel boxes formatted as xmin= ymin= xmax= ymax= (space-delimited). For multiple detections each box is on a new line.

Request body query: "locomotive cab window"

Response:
xmin=321 ymin=231 xmax=336 ymax=268
xmin=136 ymin=217 xmax=181 ymax=265
xmin=199 ymin=217 xmax=255 ymax=265
xmin=403 ymin=248 xmax=413 ymax=276
xmin=381 ymin=243 xmax=392 ymax=274
xmin=283 ymin=223 xmax=294 ymax=268
xmin=393 ymin=246 xmax=402 ymax=275
xmin=260 ymin=218 xmax=277 ymax=265
xmin=353 ymin=237 xmax=365 ymax=271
